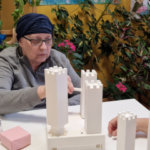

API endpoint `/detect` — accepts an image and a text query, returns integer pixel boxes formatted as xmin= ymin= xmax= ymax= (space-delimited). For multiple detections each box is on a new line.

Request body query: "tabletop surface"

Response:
xmin=0 ymin=99 xmax=149 ymax=150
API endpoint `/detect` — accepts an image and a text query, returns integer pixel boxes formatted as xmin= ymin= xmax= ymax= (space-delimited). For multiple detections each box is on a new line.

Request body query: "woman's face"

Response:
xmin=19 ymin=33 xmax=52 ymax=69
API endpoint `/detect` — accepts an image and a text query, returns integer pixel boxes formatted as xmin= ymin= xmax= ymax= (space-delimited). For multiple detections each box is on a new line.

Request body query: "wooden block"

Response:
xmin=0 ymin=126 xmax=31 ymax=150
xmin=80 ymin=70 xmax=97 ymax=119
xmin=117 ymin=111 xmax=137 ymax=150
xmin=84 ymin=80 xmax=103 ymax=134
xmin=45 ymin=66 xmax=68 ymax=136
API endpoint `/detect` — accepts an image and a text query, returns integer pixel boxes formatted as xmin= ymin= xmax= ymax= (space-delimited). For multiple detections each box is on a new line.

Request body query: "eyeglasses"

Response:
xmin=23 ymin=36 xmax=55 ymax=46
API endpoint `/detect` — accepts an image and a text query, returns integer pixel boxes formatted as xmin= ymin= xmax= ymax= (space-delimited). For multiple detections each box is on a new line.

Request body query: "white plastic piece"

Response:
xmin=47 ymin=134 xmax=105 ymax=150
xmin=84 ymin=80 xmax=103 ymax=134
xmin=45 ymin=66 xmax=68 ymax=136
xmin=117 ymin=111 xmax=137 ymax=150
xmin=47 ymin=112 xmax=105 ymax=150
xmin=147 ymin=111 xmax=150 ymax=150
xmin=80 ymin=70 xmax=97 ymax=119
xmin=74 ymin=88 xmax=82 ymax=92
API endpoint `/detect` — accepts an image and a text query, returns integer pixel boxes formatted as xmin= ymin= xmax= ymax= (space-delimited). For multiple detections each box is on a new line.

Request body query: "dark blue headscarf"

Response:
xmin=16 ymin=13 xmax=54 ymax=41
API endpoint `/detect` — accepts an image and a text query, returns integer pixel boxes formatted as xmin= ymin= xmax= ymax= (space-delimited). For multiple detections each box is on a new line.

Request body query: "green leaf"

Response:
xmin=72 ymin=53 xmax=82 ymax=59
xmin=87 ymin=51 xmax=91 ymax=56
xmin=145 ymin=63 xmax=150 ymax=69
xmin=36 ymin=0 xmax=41 ymax=6
xmin=127 ymin=71 xmax=134 ymax=76
xmin=120 ymin=65 xmax=127 ymax=72
xmin=125 ymin=51 xmax=132 ymax=59
xmin=0 ymin=20 xmax=2 ymax=26
xmin=31 ymin=0 xmax=35 ymax=7
xmin=56 ymin=11 xmax=61 ymax=16
xmin=72 ymin=59 xmax=84 ymax=65
xmin=78 ymin=41 xmax=83 ymax=48
xmin=75 ymin=38 xmax=81 ymax=44
xmin=68 ymin=18 xmax=72 ymax=24
xmin=108 ymin=9 xmax=114 ymax=17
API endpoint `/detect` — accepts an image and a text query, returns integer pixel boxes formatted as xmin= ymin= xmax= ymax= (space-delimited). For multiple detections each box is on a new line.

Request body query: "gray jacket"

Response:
xmin=0 ymin=47 xmax=80 ymax=114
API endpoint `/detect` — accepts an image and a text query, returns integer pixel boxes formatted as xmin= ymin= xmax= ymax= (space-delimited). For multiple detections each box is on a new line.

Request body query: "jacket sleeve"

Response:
xmin=0 ymin=58 xmax=42 ymax=114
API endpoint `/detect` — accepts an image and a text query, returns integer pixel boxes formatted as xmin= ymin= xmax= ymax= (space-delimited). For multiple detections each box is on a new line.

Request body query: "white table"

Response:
xmin=0 ymin=99 xmax=149 ymax=150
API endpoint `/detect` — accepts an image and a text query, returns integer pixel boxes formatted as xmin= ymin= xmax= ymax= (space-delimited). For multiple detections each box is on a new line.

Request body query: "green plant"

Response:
xmin=12 ymin=0 xmax=41 ymax=28
xmin=51 ymin=0 xmax=114 ymax=75
xmin=51 ymin=1 xmax=150 ymax=102
xmin=30 ymin=0 xmax=41 ymax=7
xmin=100 ymin=5 xmax=150 ymax=101
xmin=12 ymin=0 xmax=24 ymax=27
xmin=0 ymin=20 xmax=2 ymax=30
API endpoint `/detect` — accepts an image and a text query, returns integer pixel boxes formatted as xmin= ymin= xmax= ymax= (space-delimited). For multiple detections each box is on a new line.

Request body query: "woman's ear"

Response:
xmin=19 ymin=38 xmax=23 ymax=47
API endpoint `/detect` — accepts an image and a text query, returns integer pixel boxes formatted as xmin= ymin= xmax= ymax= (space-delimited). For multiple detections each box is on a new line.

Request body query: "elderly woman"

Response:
xmin=0 ymin=13 xmax=80 ymax=114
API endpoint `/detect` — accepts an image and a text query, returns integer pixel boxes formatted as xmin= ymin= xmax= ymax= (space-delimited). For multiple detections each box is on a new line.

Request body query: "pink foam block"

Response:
xmin=0 ymin=126 xmax=31 ymax=150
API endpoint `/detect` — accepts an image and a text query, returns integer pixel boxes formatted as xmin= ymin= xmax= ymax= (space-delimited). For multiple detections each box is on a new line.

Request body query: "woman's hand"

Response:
xmin=67 ymin=75 xmax=74 ymax=94
xmin=37 ymin=75 xmax=74 ymax=100
xmin=108 ymin=117 xmax=149 ymax=136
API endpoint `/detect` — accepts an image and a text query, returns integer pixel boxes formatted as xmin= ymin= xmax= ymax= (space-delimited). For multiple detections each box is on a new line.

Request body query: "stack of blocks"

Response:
xmin=45 ymin=66 xmax=68 ymax=136
xmin=81 ymin=70 xmax=97 ymax=119
xmin=45 ymin=67 xmax=105 ymax=150
xmin=85 ymin=80 xmax=102 ymax=134
xmin=45 ymin=66 xmax=150 ymax=150
xmin=117 ymin=111 xmax=137 ymax=150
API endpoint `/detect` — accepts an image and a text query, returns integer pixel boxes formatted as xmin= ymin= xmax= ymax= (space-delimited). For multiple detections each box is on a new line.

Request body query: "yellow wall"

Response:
xmin=1 ymin=0 xmax=131 ymax=86
xmin=1 ymin=0 xmax=131 ymax=29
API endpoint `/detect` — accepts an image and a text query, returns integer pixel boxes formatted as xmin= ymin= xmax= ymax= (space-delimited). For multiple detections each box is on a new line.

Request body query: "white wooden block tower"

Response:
xmin=81 ymin=70 xmax=97 ymax=119
xmin=45 ymin=67 xmax=105 ymax=150
xmin=45 ymin=66 xmax=68 ymax=136
xmin=117 ymin=111 xmax=137 ymax=150
xmin=85 ymin=80 xmax=103 ymax=134
xmin=147 ymin=111 xmax=150 ymax=150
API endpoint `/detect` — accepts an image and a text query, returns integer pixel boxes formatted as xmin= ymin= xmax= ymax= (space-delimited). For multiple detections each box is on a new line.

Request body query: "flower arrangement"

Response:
xmin=58 ymin=40 xmax=76 ymax=58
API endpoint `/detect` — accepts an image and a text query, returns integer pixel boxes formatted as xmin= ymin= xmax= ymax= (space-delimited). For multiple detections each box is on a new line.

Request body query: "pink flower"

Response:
xmin=70 ymin=45 xmax=76 ymax=51
xmin=116 ymin=81 xmax=127 ymax=93
xmin=116 ymin=83 xmax=121 ymax=89
xmin=61 ymin=42 xmax=65 ymax=47
xmin=66 ymin=42 xmax=71 ymax=46
xmin=64 ymin=40 xmax=70 ymax=43
xmin=58 ymin=40 xmax=76 ymax=53
xmin=58 ymin=42 xmax=65 ymax=47
xmin=58 ymin=43 xmax=62 ymax=47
